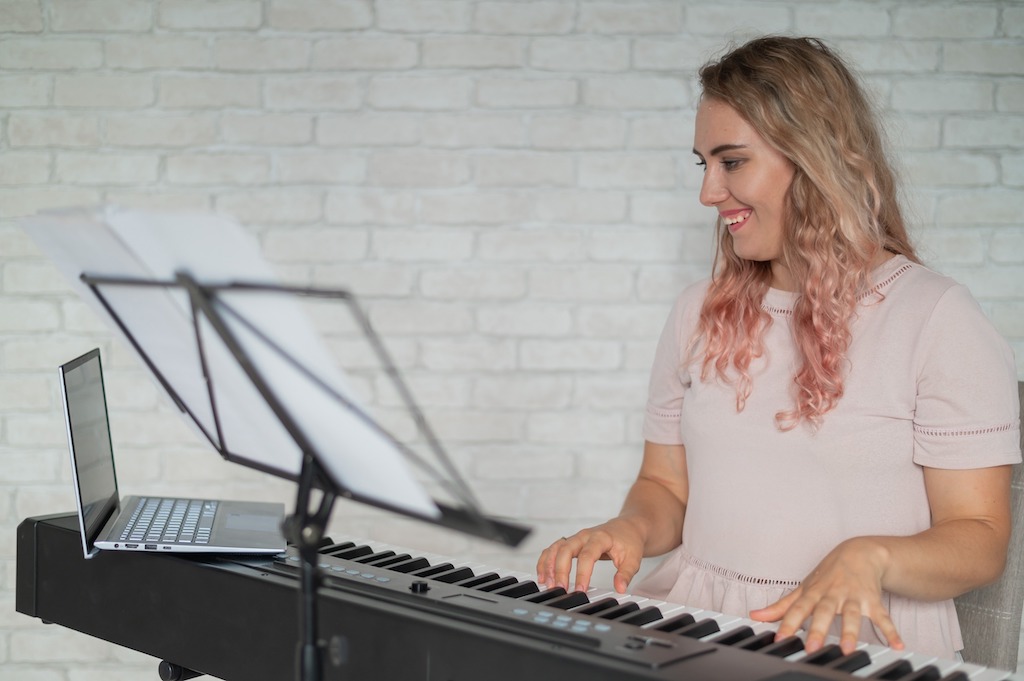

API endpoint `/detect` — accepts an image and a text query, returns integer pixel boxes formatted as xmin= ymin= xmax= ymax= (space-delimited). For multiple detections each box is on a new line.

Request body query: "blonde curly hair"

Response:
xmin=693 ymin=36 xmax=919 ymax=429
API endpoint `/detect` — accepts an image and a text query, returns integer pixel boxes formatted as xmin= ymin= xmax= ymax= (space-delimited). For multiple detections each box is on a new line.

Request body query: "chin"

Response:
xmin=730 ymin=245 xmax=769 ymax=263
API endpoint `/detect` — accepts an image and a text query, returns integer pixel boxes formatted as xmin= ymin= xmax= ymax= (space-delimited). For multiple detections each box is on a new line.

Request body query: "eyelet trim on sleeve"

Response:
xmin=914 ymin=421 xmax=1018 ymax=438
xmin=646 ymin=406 xmax=682 ymax=420
xmin=682 ymin=548 xmax=801 ymax=589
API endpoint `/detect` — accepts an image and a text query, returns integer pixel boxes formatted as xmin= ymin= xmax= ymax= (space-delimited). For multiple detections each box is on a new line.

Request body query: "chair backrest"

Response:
xmin=952 ymin=381 xmax=1024 ymax=672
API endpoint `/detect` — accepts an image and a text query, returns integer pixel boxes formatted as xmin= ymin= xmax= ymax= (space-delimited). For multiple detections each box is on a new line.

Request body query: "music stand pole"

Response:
xmin=169 ymin=273 xmax=336 ymax=681
xmin=283 ymin=451 xmax=335 ymax=681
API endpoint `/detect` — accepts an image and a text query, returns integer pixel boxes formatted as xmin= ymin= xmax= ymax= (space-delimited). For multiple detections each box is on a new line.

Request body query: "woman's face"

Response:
xmin=693 ymin=97 xmax=797 ymax=290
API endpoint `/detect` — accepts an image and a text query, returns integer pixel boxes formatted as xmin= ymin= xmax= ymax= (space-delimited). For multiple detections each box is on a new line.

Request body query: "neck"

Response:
xmin=770 ymin=260 xmax=796 ymax=291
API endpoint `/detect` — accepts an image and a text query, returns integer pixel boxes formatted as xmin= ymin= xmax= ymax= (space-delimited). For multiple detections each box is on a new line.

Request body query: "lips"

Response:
xmin=720 ymin=209 xmax=752 ymax=233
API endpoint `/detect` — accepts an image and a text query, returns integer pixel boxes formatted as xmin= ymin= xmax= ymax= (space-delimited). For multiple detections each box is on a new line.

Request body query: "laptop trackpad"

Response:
xmin=225 ymin=512 xmax=280 ymax=533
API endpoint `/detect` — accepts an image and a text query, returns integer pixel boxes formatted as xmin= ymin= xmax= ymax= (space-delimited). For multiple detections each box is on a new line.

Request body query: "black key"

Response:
xmin=319 ymin=541 xmax=355 ymax=554
xmin=652 ymin=612 xmax=696 ymax=632
xmin=597 ymin=602 xmax=641 ymax=620
xmin=938 ymin=672 xmax=970 ymax=681
xmin=760 ymin=635 xmax=804 ymax=657
xmin=477 ymin=576 xmax=519 ymax=592
xmin=801 ymin=644 xmax=844 ymax=666
xmin=454 ymin=572 xmax=501 ymax=589
xmin=368 ymin=553 xmax=412 ymax=568
xmin=676 ymin=618 xmax=720 ymax=639
xmin=524 ymin=587 xmax=567 ymax=604
xmin=900 ymin=667 xmax=942 ymax=681
xmin=708 ymin=626 xmax=755 ymax=645
xmin=619 ymin=606 xmax=663 ymax=626
xmin=734 ymin=630 xmax=778 ymax=651
xmin=494 ymin=581 xmax=540 ymax=598
xmin=332 ymin=545 xmax=373 ymax=560
xmin=825 ymin=650 xmax=872 ymax=673
xmin=868 ymin=659 xmax=914 ymax=679
xmin=546 ymin=591 xmax=591 ymax=610
xmin=571 ymin=597 xmax=619 ymax=616
xmin=354 ymin=550 xmax=396 ymax=564
xmin=411 ymin=562 xmax=454 ymax=578
xmin=388 ymin=557 xmax=431 ymax=574
xmin=434 ymin=567 xmax=475 ymax=583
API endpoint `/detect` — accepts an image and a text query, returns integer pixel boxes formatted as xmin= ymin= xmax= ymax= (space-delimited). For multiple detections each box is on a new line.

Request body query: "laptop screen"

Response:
xmin=60 ymin=348 xmax=119 ymax=556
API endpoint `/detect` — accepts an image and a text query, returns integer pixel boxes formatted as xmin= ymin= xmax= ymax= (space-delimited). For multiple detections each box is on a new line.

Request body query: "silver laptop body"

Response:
xmin=60 ymin=348 xmax=286 ymax=559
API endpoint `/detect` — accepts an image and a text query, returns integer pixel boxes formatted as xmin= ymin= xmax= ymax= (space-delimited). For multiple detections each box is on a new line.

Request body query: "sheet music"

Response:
xmin=23 ymin=205 xmax=439 ymax=519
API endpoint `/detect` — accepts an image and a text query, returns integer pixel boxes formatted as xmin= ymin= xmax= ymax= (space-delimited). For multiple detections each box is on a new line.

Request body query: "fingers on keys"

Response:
xmin=537 ymin=534 xmax=583 ymax=591
xmin=538 ymin=531 xmax=628 ymax=593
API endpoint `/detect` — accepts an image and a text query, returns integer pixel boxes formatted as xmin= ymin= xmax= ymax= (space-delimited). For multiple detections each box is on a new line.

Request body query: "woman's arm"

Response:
xmin=751 ymin=463 xmax=1014 ymax=655
xmin=536 ymin=440 xmax=689 ymax=594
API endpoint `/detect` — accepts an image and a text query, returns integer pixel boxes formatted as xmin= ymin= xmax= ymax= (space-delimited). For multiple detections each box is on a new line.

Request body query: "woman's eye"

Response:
xmin=695 ymin=160 xmax=707 ymax=172
xmin=722 ymin=159 xmax=743 ymax=170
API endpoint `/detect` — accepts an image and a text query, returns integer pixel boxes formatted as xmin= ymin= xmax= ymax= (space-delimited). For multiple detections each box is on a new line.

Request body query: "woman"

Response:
xmin=536 ymin=36 xmax=1021 ymax=661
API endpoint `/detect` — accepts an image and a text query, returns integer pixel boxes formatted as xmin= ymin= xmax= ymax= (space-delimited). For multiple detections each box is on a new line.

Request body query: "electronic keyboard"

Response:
xmin=16 ymin=513 xmax=1015 ymax=681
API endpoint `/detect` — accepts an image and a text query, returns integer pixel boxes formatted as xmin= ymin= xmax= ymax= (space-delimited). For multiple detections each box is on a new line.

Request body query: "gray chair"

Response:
xmin=952 ymin=381 xmax=1024 ymax=672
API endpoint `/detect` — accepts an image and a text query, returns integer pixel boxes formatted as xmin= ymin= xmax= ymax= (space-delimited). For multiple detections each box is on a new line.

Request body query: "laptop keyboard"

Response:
xmin=120 ymin=497 xmax=217 ymax=545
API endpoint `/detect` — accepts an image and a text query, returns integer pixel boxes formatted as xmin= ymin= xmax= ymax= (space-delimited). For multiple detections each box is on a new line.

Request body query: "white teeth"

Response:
xmin=723 ymin=211 xmax=751 ymax=225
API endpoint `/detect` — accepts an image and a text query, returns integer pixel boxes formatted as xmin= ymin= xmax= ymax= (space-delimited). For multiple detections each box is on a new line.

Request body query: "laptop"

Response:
xmin=60 ymin=348 xmax=287 ymax=559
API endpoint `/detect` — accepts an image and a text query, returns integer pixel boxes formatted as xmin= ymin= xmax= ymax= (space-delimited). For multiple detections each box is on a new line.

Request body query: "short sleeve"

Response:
xmin=912 ymin=283 xmax=1021 ymax=469
xmin=642 ymin=282 xmax=705 ymax=445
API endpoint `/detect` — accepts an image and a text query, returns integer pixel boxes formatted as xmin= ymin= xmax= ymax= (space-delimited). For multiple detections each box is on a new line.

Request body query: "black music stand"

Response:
xmin=81 ymin=272 xmax=529 ymax=681
xmin=24 ymin=206 xmax=528 ymax=681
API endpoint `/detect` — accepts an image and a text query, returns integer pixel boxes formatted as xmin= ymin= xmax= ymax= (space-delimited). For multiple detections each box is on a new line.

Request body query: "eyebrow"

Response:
xmin=692 ymin=143 xmax=749 ymax=158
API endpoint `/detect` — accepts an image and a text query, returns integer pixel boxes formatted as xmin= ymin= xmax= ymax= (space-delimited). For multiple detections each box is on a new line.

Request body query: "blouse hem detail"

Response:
xmin=681 ymin=548 xmax=801 ymax=589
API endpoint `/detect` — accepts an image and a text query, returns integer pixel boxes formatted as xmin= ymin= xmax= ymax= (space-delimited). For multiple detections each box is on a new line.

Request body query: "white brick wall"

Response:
xmin=1 ymin=1 xmax=1022 ymax=678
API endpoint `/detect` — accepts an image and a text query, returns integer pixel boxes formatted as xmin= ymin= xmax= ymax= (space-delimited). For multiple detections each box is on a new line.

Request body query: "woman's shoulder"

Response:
xmin=680 ymin=276 xmax=712 ymax=300
xmin=870 ymin=255 xmax=966 ymax=309
xmin=669 ymin=277 xmax=713 ymax=316
xmin=658 ymin=277 xmax=713 ymax=336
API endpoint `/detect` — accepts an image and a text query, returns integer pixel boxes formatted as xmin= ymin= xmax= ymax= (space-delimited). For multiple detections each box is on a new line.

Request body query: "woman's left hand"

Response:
xmin=748 ymin=537 xmax=904 ymax=655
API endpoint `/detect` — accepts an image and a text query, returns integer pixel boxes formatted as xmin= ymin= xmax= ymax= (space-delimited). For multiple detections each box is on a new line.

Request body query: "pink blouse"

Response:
xmin=636 ymin=255 xmax=1021 ymax=659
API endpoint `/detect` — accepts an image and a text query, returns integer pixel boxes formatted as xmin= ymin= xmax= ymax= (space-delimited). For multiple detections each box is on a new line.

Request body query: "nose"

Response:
xmin=699 ymin=168 xmax=727 ymax=207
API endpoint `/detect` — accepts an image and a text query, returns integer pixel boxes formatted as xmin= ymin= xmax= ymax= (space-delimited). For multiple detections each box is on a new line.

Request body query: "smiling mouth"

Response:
xmin=722 ymin=210 xmax=752 ymax=232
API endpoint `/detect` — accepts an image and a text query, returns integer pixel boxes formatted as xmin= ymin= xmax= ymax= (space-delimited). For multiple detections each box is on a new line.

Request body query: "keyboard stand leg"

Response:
xmin=157 ymin=660 xmax=202 ymax=680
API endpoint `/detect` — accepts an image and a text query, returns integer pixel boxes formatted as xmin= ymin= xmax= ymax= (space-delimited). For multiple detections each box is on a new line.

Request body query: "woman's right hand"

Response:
xmin=537 ymin=442 xmax=688 ymax=594
xmin=536 ymin=517 xmax=647 ymax=594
